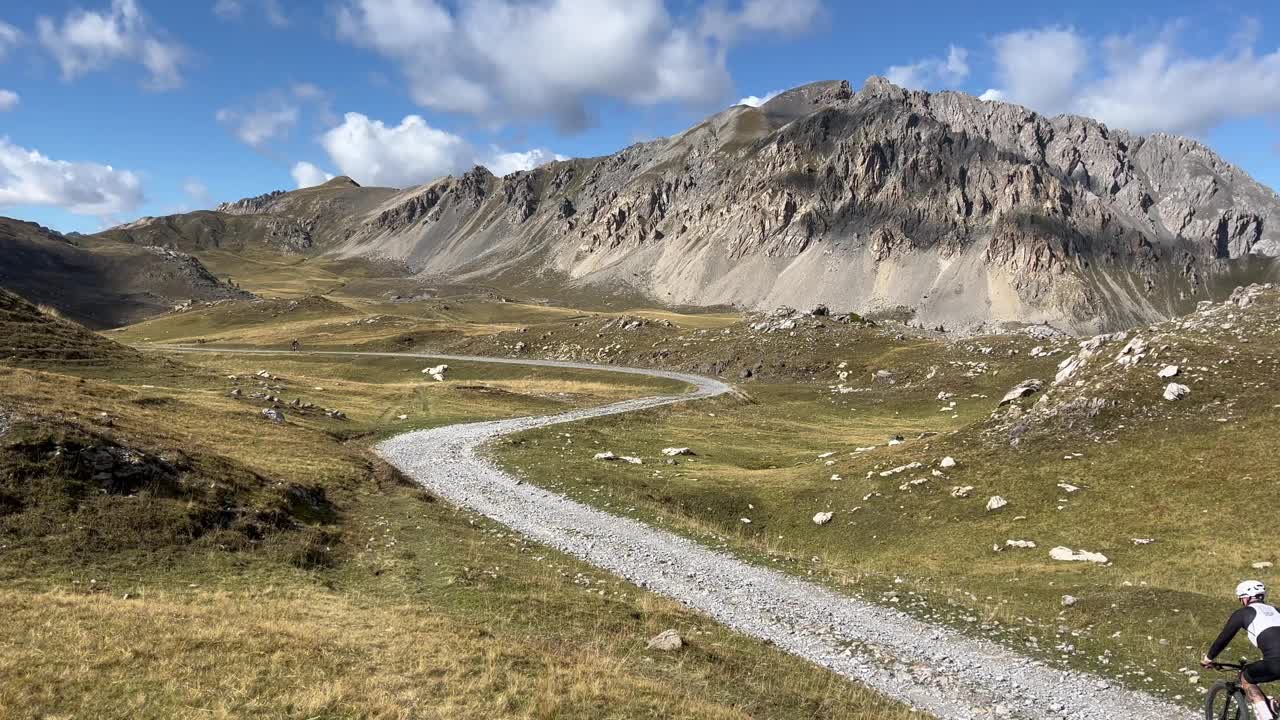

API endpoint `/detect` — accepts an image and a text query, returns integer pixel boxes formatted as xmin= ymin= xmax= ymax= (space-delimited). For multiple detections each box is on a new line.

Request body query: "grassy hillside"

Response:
xmin=490 ymin=285 xmax=1280 ymax=707
xmin=0 ymin=217 xmax=249 ymax=329
xmin=0 ymin=294 xmax=913 ymax=719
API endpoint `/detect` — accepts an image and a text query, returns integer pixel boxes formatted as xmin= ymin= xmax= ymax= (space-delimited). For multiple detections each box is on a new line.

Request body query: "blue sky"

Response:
xmin=1 ymin=0 xmax=1278 ymax=233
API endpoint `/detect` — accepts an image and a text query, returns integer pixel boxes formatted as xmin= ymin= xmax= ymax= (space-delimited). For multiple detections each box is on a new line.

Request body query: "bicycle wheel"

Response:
xmin=1205 ymin=681 xmax=1251 ymax=720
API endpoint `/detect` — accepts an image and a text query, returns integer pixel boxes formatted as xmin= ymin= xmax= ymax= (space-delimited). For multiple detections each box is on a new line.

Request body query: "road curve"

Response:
xmin=153 ymin=346 xmax=1194 ymax=720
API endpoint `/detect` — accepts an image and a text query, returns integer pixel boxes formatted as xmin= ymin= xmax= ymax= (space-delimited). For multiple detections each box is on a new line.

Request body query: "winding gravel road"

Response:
xmin=161 ymin=347 xmax=1195 ymax=720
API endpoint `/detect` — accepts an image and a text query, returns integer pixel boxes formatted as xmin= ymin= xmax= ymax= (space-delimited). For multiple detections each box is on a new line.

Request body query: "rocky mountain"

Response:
xmin=95 ymin=176 xmax=398 ymax=255
xmin=0 ymin=217 xmax=250 ymax=329
xmin=93 ymin=77 xmax=1280 ymax=333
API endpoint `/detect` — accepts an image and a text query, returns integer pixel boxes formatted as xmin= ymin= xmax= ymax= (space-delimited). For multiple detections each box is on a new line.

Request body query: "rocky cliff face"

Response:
xmin=105 ymin=78 xmax=1280 ymax=333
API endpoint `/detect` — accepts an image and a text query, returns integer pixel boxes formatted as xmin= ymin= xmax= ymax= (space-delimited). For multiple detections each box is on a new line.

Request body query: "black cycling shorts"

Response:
xmin=1244 ymin=659 xmax=1280 ymax=684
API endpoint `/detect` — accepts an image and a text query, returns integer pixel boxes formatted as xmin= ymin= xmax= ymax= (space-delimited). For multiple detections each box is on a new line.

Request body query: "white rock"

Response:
xmin=1061 ymin=595 xmax=1078 ymax=607
xmin=646 ymin=629 xmax=683 ymax=651
xmin=1057 ymin=483 xmax=1080 ymax=493
xmin=593 ymin=451 xmax=617 ymax=461
xmin=620 ymin=456 xmax=643 ymax=465
xmin=880 ymin=462 xmax=923 ymax=477
xmin=1158 ymin=365 xmax=1181 ymax=379
xmin=423 ymin=364 xmax=449 ymax=381
xmin=1054 ymin=355 xmax=1084 ymax=385
xmin=816 ymin=451 xmax=836 ymax=459
xmin=661 ymin=447 xmax=694 ymax=457
xmin=1050 ymin=546 xmax=1109 ymax=564
xmin=1163 ymin=383 xmax=1190 ymax=401
xmin=986 ymin=496 xmax=1008 ymax=511
xmin=951 ymin=486 xmax=974 ymax=498
xmin=999 ymin=379 xmax=1043 ymax=405
xmin=1005 ymin=539 xmax=1037 ymax=549
xmin=939 ymin=456 xmax=957 ymax=469
xmin=1253 ymin=561 xmax=1274 ymax=570
xmin=813 ymin=511 xmax=834 ymax=526
xmin=1132 ymin=538 xmax=1156 ymax=545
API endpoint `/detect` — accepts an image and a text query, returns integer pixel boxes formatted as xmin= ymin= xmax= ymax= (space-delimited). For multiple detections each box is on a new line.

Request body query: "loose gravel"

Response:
xmin=158 ymin=346 xmax=1196 ymax=720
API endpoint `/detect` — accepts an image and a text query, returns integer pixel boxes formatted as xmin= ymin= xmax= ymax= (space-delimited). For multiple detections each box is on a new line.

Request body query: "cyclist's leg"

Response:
xmin=1242 ymin=661 xmax=1280 ymax=720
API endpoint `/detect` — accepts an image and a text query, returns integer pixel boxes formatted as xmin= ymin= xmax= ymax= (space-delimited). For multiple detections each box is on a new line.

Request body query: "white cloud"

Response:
xmin=484 ymin=148 xmax=567 ymax=177
xmin=217 ymin=85 xmax=334 ymax=150
xmin=214 ymin=0 xmax=288 ymax=27
xmin=978 ymin=88 xmax=1004 ymax=102
xmin=335 ymin=0 xmax=822 ymax=129
xmin=316 ymin=111 xmax=566 ymax=187
xmin=1075 ymin=32 xmax=1280 ymax=135
xmin=320 ymin=112 xmax=474 ymax=187
xmin=212 ymin=0 xmax=242 ymax=19
xmin=986 ymin=28 xmax=1086 ymax=115
xmin=736 ymin=89 xmax=781 ymax=107
xmin=980 ymin=23 xmax=1280 ymax=137
xmin=216 ymin=105 xmax=298 ymax=149
xmin=36 ymin=0 xmax=187 ymax=90
xmin=0 ymin=90 xmax=18 ymax=112
xmin=0 ymin=21 xmax=21 ymax=59
xmin=291 ymin=161 xmax=335 ymax=189
xmin=0 ymin=137 xmax=144 ymax=216
xmin=886 ymin=45 xmax=970 ymax=90
xmin=182 ymin=177 xmax=209 ymax=204
xmin=701 ymin=0 xmax=822 ymax=44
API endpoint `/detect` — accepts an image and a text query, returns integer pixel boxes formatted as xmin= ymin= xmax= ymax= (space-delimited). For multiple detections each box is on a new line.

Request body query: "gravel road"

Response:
xmin=157 ymin=346 xmax=1196 ymax=719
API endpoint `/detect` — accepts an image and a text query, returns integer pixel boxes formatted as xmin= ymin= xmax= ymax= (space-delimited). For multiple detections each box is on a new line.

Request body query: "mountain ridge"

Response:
xmin=88 ymin=76 xmax=1280 ymax=333
xmin=0 ymin=216 xmax=251 ymax=328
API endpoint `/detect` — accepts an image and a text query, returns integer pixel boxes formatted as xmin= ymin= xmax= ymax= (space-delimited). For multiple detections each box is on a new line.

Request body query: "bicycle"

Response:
xmin=1205 ymin=661 xmax=1277 ymax=720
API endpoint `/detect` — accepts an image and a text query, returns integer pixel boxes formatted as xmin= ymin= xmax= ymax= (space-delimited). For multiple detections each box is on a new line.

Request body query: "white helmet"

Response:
xmin=1237 ymin=580 xmax=1267 ymax=599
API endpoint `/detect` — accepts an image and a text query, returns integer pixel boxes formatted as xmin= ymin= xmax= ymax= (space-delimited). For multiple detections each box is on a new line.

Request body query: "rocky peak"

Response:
xmin=318 ymin=176 xmax=361 ymax=189
xmin=215 ymin=189 xmax=288 ymax=215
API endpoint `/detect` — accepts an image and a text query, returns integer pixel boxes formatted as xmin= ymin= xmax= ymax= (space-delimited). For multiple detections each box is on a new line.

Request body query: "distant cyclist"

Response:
xmin=1202 ymin=580 xmax=1280 ymax=720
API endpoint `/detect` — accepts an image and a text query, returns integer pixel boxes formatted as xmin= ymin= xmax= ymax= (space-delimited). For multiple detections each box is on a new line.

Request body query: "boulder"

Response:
xmin=985 ymin=495 xmax=1008 ymax=511
xmin=1114 ymin=337 xmax=1148 ymax=368
xmin=1157 ymin=365 xmax=1180 ymax=379
xmin=593 ymin=451 xmax=617 ymax=461
xmin=646 ymin=629 xmax=684 ymax=651
xmin=1005 ymin=539 xmax=1037 ymax=549
xmin=423 ymin=364 xmax=449 ymax=381
xmin=620 ymin=456 xmax=643 ymax=465
xmin=1253 ymin=561 xmax=1274 ymax=570
xmin=1061 ymin=595 xmax=1078 ymax=607
xmin=950 ymin=485 xmax=974 ymax=498
xmin=999 ymin=379 xmax=1043 ymax=405
xmin=1163 ymin=383 xmax=1190 ymax=401
xmin=261 ymin=408 xmax=285 ymax=424
xmin=661 ymin=447 xmax=694 ymax=457
xmin=1054 ymin=355 xmax=1084 ymax=385
xmin=1049 ymin=546 xmax=1108 ymax=564
xmin=939 ymin=456 xmax=957 ymax=469
xmin=812 ymin=511 xmax=834 ymax=526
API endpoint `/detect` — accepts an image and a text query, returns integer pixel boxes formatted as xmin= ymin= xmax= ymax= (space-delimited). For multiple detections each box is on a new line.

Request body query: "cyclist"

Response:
xmin=1202 ymin=580 xmax=1280 ymax=720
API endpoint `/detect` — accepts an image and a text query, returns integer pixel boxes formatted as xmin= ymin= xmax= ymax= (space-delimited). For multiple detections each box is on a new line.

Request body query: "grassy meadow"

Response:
xmin=1 ymin=289 xmax=918 ymax=719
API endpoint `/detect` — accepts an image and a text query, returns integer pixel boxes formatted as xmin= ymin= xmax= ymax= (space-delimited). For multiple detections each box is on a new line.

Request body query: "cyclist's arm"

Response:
xmin=1207 ymin=608 xmax=1253 ymax=659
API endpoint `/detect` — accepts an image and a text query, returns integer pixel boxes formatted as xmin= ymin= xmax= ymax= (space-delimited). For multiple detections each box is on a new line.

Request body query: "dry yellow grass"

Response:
xmin=0 ymin=335 xmax=916 ymax=720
